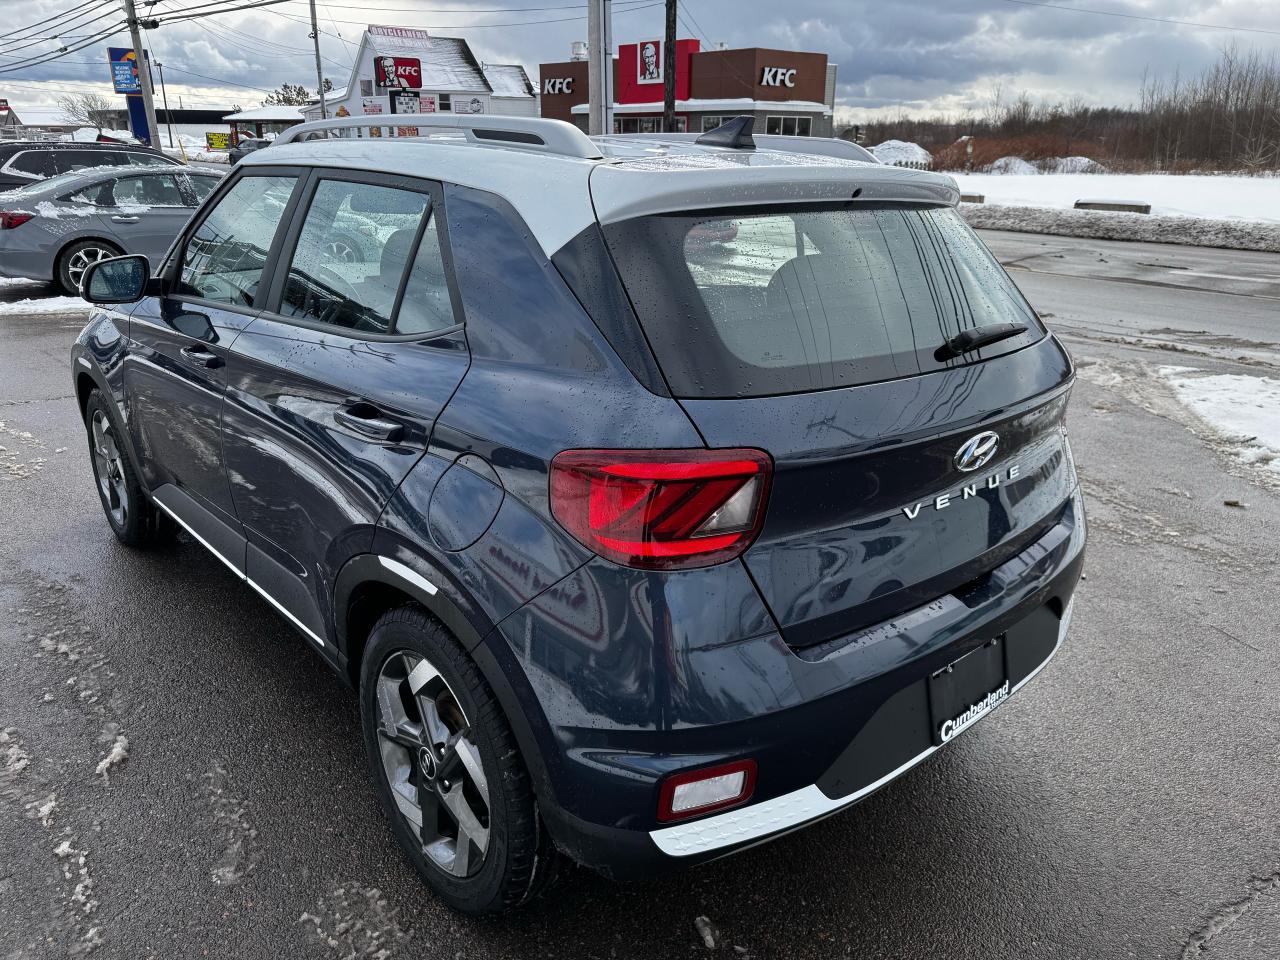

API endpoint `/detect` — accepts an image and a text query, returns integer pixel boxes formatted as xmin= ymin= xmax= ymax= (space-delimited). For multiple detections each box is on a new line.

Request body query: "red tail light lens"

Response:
xmin=657 ymin=759 xmax=757 ymax=822
xmin=549 ymin=448 xmax=772 ymax=570
xmin=0 ymin=211 xmax=34 ymax=230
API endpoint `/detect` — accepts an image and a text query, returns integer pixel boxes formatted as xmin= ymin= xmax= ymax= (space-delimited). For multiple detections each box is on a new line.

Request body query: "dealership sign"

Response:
xmin=108 ymin=47 xmax=142 ymax=94
xmin=760 ymin=67 xmax=797 ymax=88
xmin=376 ymin=56 xmax=422 ymax=90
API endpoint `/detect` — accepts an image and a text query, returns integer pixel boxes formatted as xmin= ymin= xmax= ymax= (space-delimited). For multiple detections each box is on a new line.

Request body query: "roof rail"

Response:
xmin=273 ymin=114 xmax=604 ymax=160
xmin=604 ymin=130 xmax=878 ymax=164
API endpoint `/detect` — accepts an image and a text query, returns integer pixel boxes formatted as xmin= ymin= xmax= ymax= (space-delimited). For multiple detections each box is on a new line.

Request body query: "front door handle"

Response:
xmin=179 ymin=344 xmax=223 ymax=369
xmin=111 ymin=215 xmax=140 ymax=223
xmin=334 ymin=404 xmax=404 ymax=442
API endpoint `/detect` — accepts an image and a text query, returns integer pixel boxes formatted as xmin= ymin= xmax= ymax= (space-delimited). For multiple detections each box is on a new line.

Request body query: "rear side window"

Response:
xmin=8 ymin=151 xmax=55 ymax=178
xmin=125 ymin=151 xmax=172 ymax=167
xmin=185 ymin=174 xmax=220 ymax=202
xmin=56 ymin=150 xmax=124 ymax=173
xmin=110 ymin=175 xmax=184 ymax=207
xmin=603 ymin=204 xmax=1044 ymax=398
xmin=179 ymin=174 xmax=297 ymax=306
xmin=277 ymin=179 xmax=439 ymax=335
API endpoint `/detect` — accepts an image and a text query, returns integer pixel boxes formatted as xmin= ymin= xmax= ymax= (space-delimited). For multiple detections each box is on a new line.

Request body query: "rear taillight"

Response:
xmin=657 ymin=759 xmax=757 ymax=822
xmin=549 ymin=448 xmax=772 ymax=570
xmin=0 ymin=211 xmax=34 ymax=229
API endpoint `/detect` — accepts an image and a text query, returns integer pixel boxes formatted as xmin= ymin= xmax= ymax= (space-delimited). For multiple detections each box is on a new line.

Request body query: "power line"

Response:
xmin=152 ymin=0 xmax=298 ymax=24
xmin=0 ymin=23 xmax=126 ymax=73
xmin=0 ymin=0 xmax=109 ymax=43
xmin=0 ymin=6 xmax=122 ymax=56
xmin=995 ymin=0 xmax=1280 ymax=38
xmin=269 ymin=0 xmax=660 ymax=30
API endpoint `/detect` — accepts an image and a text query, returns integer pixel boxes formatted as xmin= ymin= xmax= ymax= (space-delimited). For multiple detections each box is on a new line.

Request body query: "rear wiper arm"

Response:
xmin=934 ymin=322 xmax=1028 ymax=362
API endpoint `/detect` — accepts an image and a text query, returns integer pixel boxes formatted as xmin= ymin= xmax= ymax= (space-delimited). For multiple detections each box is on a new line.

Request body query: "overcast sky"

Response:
xmin=4 ymin=0 xmax=1278 ymax=122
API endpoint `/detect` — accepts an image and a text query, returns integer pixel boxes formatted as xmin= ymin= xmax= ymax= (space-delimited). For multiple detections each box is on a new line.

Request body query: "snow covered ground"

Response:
xmin=1158 ymin=366 xmax=1280 ymax=477
xmin=0 ymin=278 xmax=87 ymax=314
xmin=951 ymin=173 xmax=1279 ymax=223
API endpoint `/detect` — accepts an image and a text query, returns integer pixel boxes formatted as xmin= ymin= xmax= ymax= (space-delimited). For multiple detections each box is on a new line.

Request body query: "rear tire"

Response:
xmin=359 ymin=604 xmax=557 ymax=914
xmin=83 ymin=389 xmax=171 ymax=548
xmin=57 ymin=239 xmax=122 ymax=296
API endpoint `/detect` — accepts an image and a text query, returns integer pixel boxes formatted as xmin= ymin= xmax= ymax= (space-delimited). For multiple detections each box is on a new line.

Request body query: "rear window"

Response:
xmin=603 ymin=204 xmax=1045 ymax=398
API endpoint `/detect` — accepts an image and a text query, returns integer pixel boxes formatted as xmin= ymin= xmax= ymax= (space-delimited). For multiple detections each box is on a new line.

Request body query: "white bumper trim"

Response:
xmin=650 ymin=599 xmax=1074 ymax=858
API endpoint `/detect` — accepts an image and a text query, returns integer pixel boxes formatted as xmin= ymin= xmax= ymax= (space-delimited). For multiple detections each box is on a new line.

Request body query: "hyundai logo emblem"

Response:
xmin=954 ymin=431 xmax=1000 ymax=472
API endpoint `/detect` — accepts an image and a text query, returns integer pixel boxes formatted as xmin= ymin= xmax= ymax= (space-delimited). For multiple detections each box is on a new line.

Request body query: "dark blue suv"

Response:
xmin=72 ymin=116 xmax=1085 ymax=914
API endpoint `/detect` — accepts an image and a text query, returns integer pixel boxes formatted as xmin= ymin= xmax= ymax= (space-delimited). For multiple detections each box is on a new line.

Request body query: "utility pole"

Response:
xmin=308 ymin=0 xmax=327 ymax=118
xmin=662 ymin=0 xmax=676 ymax=132
xmin=122 ymin=0 xmax=159 ymax=146
xmin=154 ymin=61 xmax=175 ymax=149
xmin=587 ymin=0 xmax=613 ymax=135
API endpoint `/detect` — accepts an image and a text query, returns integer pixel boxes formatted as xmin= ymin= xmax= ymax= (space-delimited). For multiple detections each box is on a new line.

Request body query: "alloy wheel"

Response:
xmin=90 ymin=410 xmax=129 ymax=527
xmin=67 ymin=246 xmax=115 ymax=290
xmin=375 ymin=651 xmax=491 ymax=878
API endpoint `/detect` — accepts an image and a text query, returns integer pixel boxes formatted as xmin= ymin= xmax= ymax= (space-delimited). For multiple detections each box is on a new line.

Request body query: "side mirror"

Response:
xmin=82 ymin=254 xmax=150 ymax=304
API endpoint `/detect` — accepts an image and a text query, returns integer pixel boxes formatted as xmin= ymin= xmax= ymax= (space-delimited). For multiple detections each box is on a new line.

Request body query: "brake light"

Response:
xmin=0 ymin=211 xmax=34 ymax=229
xmin=657 ymin=759 xmax=757 ymax=822
xmin=549 ymin=448 xmax=772 ymax=570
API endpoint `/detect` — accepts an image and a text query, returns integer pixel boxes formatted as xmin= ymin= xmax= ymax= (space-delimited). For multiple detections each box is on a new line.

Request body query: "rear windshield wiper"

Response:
xmin=934 ymin=322 xmax=1028 ymax=362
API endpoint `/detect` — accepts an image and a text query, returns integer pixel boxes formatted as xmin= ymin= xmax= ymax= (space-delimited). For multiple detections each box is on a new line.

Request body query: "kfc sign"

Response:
xmin=376 ymin=56 xmax=422 ymax=90
xmin=542 ymin=77 xmax=573 ymax=95
xmin=760 ymin=67 xmax=797 ymax=88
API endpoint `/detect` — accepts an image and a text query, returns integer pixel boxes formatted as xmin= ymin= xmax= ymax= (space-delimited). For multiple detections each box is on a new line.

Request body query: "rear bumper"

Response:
xmin=524 ymin=485 xmax=1086 ymax=879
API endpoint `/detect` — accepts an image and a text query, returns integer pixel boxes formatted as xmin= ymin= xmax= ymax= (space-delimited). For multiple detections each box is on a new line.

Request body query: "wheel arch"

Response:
xmin=333 ymin=551 xmax=560 ymax=810
xmin=55 ymin=235 xmax=124 ymax=291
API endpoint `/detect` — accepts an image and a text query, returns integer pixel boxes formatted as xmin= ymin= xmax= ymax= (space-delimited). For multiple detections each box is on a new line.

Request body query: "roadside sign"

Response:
xmin=452 ymin=95 xmax=488 ymax=115
xmin=108 ymin=47 xmax=142 ymax=94
xmin=205 ymin=132 xmax=230 ymax=150
xmin=390 ymin=90 xmax=420 ymax=115
xmin=376 ymin=56 xmax=422 ymax=90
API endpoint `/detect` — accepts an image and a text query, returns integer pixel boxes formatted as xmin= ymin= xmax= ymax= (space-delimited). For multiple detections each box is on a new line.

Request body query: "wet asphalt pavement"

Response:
xmin=2 ymin=233 xmax=1279 ymax=959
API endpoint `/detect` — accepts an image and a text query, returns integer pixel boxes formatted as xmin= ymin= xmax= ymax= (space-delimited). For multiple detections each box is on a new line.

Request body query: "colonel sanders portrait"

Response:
xmin=639 ymin=41 xmax=661 ymax=82
xmin=377 ymin=56 xmax=410 ymax=89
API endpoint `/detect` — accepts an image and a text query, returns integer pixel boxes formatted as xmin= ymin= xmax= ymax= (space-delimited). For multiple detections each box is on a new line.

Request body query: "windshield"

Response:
xmin=602 ymin=203 xmax=1045 ymax=398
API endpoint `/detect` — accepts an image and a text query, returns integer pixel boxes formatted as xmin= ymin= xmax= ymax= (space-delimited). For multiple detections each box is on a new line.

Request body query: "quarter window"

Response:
xmin=8 ymin=151 xmax=55 ymax=178
xmin=179 ymin=174 xmax=298 ymax=306
xmin=395 ymin=213 xmax=455 ymax=334
xmin=278 ymin=179 xmax=429 ymax=334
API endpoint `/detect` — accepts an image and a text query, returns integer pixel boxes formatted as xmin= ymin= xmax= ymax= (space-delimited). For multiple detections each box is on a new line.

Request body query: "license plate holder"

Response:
xmin=928 ymin=637 xmax=1010 ymax=745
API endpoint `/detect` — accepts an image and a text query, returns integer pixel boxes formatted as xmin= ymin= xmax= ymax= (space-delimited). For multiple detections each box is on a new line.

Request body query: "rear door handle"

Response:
xmin=334 ymin=404 xmax=404 ymax=442
xmin=111 ymin=215 xmax=140 ymax=223
xmin=179 ymin=344 xmax=223 ymax=369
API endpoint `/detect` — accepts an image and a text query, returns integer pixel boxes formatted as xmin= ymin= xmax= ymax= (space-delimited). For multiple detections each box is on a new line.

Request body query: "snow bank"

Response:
xmin=1045 ymin=156 xmax=1107 ymax=174
xmin=1158 ymin=367 xmax=1280 ymax=476
xmin=870 ymin=140 xmax=931 ymax=165
xmin=951 ymin=172 xmax=1278 ymax=222
xmin=988 ymin=156 xmax=1038 ymax=175
xmin=0 ymin=292 xmax=89 ymax=315
xmin=959 ymin=204 xmax=1280 ymax=253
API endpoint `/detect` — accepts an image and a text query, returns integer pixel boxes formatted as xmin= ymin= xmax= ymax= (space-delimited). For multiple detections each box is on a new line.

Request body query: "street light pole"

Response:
xmin=121 ymin=0 xmax=159 ymax=146
xmin=308 ymin=0 xmax=327 ymax=119
xmin=587 ymin=0 xmax=613 ymax=136
xmin=154 ymin=62 xmax=176 ymax=149
xmin=662 ymin=0 xmax=676 ymax=132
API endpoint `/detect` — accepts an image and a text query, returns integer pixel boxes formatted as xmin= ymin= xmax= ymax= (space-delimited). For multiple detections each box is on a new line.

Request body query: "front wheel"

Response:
xmin=360 ymin=605 xmax=556 ymax=914
xmin=84 ymin=390 xmax=171 ymax=548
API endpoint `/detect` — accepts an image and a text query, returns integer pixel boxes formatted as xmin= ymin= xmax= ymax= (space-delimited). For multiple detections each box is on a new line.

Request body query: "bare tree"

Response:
xmin=57 ymin=92 xmax=113 ymax=134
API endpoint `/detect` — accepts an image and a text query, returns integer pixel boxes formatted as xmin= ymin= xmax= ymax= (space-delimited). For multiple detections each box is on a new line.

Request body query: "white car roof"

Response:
xmin=246 ymin=129 xmax=958 ymax=257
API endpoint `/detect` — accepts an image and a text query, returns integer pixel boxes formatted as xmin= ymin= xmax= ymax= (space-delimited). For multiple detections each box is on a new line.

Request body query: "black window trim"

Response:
xmin=258 ymin=166 xmax=465 ymax=344
xmin=162 ymin=163 xmax=310 ymax=320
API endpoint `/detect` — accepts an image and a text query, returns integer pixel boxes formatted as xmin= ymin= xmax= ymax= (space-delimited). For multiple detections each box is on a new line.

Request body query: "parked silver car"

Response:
xmin=0 ymin=165 xmax=223 ymax=293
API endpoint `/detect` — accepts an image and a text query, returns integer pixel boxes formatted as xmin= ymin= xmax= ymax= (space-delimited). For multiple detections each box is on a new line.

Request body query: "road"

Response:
xmin=1 ymin=233 xmax=1278 ymax=960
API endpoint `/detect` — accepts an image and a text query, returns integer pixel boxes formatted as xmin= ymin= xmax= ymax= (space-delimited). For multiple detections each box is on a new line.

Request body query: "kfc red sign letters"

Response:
xmin=376 ymin=56 xmax=422 ymax=90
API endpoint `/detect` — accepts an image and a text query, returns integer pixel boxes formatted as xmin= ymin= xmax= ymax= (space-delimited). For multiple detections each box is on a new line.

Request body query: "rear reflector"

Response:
xmin=658 ymin=759 xmax=757 ymax=822
xmin=0 ymin=211 xmax=34 ymax=230
xmin=549 ymin=448 xmax=771 ymax=570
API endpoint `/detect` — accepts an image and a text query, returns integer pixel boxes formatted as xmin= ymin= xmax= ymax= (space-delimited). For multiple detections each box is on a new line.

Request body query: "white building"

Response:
xmin=303 ymin=25 xmax=536 ymax=125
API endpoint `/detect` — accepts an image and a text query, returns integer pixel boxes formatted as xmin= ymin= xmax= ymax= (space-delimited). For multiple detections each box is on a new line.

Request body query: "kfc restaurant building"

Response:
xmin=539 ymin=40 xmax=836 ymax=136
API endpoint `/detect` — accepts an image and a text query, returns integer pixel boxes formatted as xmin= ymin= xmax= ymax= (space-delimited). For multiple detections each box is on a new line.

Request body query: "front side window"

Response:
xmin=110 ymin=175 xmax=184 ymax=207
xmin=604 ymin=204 xmax=1045 ymax=398
xmin=278 ymin=179 xmax=429 ymax=334
xmin=184 ymin=173 xmax=221 ymax=202
xmin=179 ymin=174 xmax=297 ymax=306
